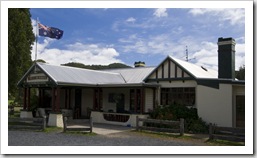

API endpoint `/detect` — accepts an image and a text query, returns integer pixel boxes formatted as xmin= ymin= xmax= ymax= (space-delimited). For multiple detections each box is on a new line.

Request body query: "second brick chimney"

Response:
xmin=217 ymin=37 xmax=236 ymax=80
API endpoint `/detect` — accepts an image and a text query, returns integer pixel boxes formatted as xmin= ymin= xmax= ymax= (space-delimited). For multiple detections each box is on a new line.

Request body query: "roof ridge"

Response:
xmin=37 ymin=62 xmax=122 ymax=75
xmin=103 ymin=66 xmax=156 ymax=71
xmin=169 ymin=55 xmax=217 ymax=73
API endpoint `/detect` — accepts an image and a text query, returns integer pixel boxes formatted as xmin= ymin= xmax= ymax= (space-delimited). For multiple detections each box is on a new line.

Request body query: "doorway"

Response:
xmin=115 ymin=93 xmax=125 ymax=113
xmin=74 ymin=89 xmax=82 ymax=119
xmin=236 ymin=95 xmax=245 ymax=128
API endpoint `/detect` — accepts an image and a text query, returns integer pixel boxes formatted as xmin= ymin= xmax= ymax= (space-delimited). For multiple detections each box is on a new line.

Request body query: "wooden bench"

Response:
xmin=136 ymin=116 xmax=184 ymax=136
xmin=209 ymin=124 xmax=245 ymax=142
xmin=63 ymin=116 xmax=93 ymax=133
xmin=8 ymin=117 xmax=47 ymax=131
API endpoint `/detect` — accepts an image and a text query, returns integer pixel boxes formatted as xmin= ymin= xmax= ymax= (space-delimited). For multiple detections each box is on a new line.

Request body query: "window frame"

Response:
xmin=161 ymin=87 xmax=195 ymax=106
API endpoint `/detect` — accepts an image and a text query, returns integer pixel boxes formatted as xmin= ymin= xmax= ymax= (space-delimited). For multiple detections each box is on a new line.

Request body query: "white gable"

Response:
xmin=171 ymin=56 xmax=218 ymax=79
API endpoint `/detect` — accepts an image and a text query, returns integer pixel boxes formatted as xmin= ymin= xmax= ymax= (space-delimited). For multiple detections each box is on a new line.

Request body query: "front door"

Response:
xmin=236 ymin=95 xmax=245 ymax=128
xmin=116 ymin=94 xmax=125 ymax=113
xmin=74 ymin=89 xmax=82 ymax=119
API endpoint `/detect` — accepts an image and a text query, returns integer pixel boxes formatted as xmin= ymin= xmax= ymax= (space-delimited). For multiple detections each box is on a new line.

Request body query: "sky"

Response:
xmin=30 ymin=7 xmax=245 ymax=71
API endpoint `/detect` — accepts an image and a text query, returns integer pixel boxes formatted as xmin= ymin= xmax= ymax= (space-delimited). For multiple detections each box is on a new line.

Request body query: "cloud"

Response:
xmin=30 ymin=18 xmax=122 ymax=65
xmin=192 ymin=40 xmax=245 ymax=71
xmin=31 ymin=18 xmax=37 ymax=35
xmin=119 ymin=34 xmax=200 ymax=57
xmin=153 ymin=8 xmax=168 ymax=17
xmin=172 ymin=26 xmax=183 ymax=35
xmin=31 ymin=41 xmax=122 ymax=66
xmin=192 ymin=41 xmax=218 ymax=70
xmin=235 ymin=43 xmax=245 ymax=70
xmin=112 ymin=18 xmax=157 ymax=32
xmin=118 ymin=33 xmax=244 ymax=71
xmin=112 ymin=10 xmax=173 ymax=32
xmin=188 ymin=8 xmax=245 ymax=25
xmin=126 ymin=17 xmax=136 ymax=23
xmin=120 ymin=34 xmax=169 ymax=54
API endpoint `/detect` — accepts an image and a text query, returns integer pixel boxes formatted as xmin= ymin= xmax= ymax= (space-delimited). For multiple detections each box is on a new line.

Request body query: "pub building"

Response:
xmin=17 ymin=37 xmax=245 ymax=128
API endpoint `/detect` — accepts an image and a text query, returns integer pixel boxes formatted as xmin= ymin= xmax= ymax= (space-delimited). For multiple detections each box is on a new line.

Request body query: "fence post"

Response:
xmin=136 ymin=116 xmax=139 ymax=131
xmin=90 ymin=117 xmax=93 ymax=133
xmin=209 ymin=123 xmax=213 ymax=140
xmin=63 ymin=116 xmax=67 ymax=132
xmin=42 ymin=116 xmax=47 ymax=130
xmin=180 ymin=118 xmax=184 ymax=136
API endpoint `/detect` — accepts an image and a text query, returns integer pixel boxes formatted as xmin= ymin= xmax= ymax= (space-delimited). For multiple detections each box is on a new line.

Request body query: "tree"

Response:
xmin=35 ymin=59 xmax=46 ymax=63
xmin=8 ymin=9 xmax=35 ymax=97
xmin=61 ymin=62 xmax=88 ymax=69
xmin=108 ymin=63 xmax=131 ymax=69
xmin=61 ymin=62 xmax=131 ymax=70
xmin=235 ymin=65 xmax=245 ymax=80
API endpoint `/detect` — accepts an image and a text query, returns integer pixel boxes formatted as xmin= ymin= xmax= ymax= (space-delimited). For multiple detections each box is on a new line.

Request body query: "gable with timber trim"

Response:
xmin=17 ymin=63 xmax=57 ymax=87
xmin=145 ymin=57 xmax=194 ymax=82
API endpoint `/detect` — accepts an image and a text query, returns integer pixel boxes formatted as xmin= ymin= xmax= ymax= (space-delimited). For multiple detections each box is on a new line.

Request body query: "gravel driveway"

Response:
xmin=8 ymin=130 xmax=207 ymax=146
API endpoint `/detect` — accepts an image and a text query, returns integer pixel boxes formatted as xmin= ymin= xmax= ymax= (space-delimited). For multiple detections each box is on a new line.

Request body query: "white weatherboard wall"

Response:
xmin=197 ymin=84 xmax=233 ymax=127
xmin=233 ymin=85 xmax=245 ymax=96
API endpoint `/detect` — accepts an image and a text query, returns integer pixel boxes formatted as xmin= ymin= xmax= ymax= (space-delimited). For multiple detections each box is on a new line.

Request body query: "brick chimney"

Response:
xmin=217 ymin=37 xmax=236 ymax=80
xmin=134 ymin=61 xmax=145 ymax=67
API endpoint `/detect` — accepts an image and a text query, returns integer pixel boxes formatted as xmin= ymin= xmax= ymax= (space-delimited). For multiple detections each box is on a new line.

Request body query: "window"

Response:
xmin=130 ymin=89 xmax=142 ymax=113
xmin=161 ymin=87 xmax=195 ymax=106
xmin=236 ymin=95 xmax=245 ymax=128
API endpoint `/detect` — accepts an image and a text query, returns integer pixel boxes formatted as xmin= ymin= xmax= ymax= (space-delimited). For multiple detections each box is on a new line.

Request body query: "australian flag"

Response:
xmin=38 ymin=23 xmax=64 ymax=40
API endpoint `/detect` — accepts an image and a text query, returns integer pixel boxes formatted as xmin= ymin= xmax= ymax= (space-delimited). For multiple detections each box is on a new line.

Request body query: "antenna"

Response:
xmin=186 ymin=46 xmax=188 ymax=62
xmin=185 ymin=46 xmax=196 ymax=62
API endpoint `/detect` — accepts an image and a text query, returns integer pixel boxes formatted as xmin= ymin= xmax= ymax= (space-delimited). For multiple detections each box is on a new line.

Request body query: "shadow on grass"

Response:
xmin=132 ymin=130 xmax=244 ymax=146
xmin=43 ymin=126 xmax=97 ymax=136
xmin=63 ymin=131 xmax=97 ymax=136
xmin=206 ymin=139 xmax=245 ymax=146
xmin=131 ymin=130 xmax=192 ymax=140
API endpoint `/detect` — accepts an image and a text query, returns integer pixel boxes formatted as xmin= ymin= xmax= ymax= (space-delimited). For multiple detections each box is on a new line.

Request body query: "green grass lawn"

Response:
xmin=43 ymin=126 xmax=63 ymax=133
xmin=8 ymin=106 xmax=22 ymax=118
xmin=8 ymin=100 xmax=14 ymax=105
xmin=206 ymin=139 xmax=245 ymax=146
xmin=132 ymin=130 xmax=244 ymax=146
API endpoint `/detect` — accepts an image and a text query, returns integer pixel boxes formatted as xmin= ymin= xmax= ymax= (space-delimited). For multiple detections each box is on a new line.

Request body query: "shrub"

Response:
xmin=185 ymin=118 xmax=208 ymax=134
xmin=149 ymin=104 xmax=208 ymax=134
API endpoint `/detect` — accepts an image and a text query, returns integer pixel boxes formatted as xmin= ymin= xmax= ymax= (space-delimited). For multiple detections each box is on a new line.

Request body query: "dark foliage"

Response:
xmin=149 ymin=104 xmax=209 ymax=133
xmin=235 ymin=65 xmax=245 ymax=80
xmin=35 ymin=59 xmax=46 ymax=63
xmin=8 ymin=9 xmax=35 ymax=97
xmin=61 ymin=62 xmax=131 ymax=70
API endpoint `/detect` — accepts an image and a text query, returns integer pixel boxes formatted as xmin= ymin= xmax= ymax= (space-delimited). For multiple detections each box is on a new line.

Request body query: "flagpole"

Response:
xmin=35 ymin=17 xmax=38 ymax=62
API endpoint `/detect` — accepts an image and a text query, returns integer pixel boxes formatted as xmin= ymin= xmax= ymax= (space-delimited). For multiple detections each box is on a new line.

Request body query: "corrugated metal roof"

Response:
xmin=37 ymin=63 xmax=126 ymax=85
xmin=170 ymin=56 xmax=218 ymax=79
xmin=20 ymin=55 xmax=219 ymax=87
xmin=103 ymin=67 xmax=156 ymax=83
